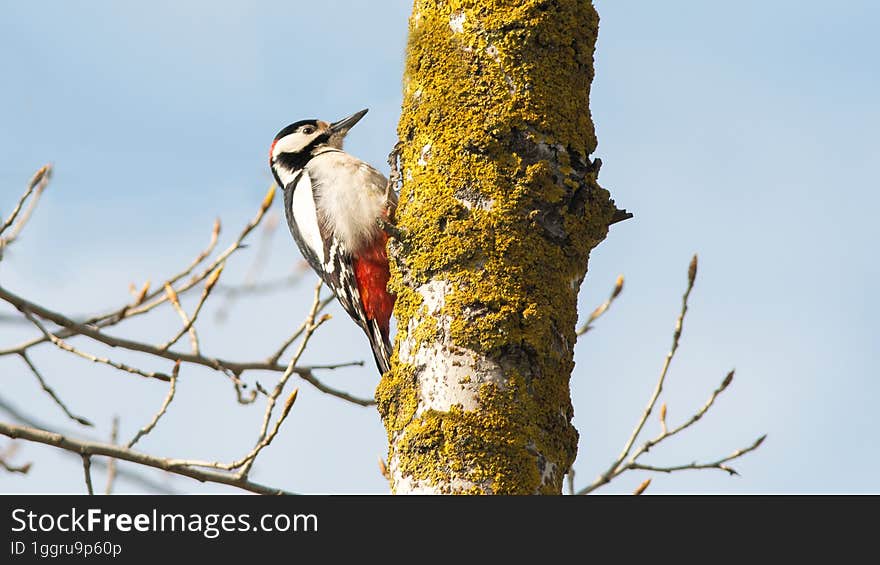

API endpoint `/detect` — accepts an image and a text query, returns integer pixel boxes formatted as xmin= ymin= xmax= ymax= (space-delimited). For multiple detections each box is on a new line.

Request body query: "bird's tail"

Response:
xmin=365 ymin=319 xmax=392 ymax=375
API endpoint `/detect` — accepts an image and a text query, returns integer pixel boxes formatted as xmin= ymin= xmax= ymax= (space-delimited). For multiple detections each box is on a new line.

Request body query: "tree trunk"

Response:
xmin=377 ymin=0 xmax=622 ymax=494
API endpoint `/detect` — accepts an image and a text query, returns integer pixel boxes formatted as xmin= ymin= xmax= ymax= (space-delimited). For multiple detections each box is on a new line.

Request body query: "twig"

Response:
xmin=0 ymin=420 xmax=294 ymax=495
xmin=105 ymin=416 xmax=119 ymax=495
xmin=629 ymin=435 xmax=767 ymax=477
xmin=126 ymin=362 xmax=179 ymax=449
xmin=163 ymin=284 xmax=200 ymax=354
xmin=240 ymin=282 xmax=326 ymax=477
xmin=633 ymin=478 xmax=651 ymax=495
xmin=588 ymin=256 xmax=698 ymax=490
xmin=0 ymin=395 xmax=175 ymax=494
xmin=266 ymin=292 xmax=333 ymax=365
xmin=113 ymin=186 xmax=274 ymax=322
xmin=215 ymin=213 xmax=280 ymax=322
xmin=0 ymin=285 xmax=373 ymax=404
xmin=659 ymin=402 xmax=668 ymax=435
xmin=166 ymin=284 xmax=326 ymax=476
xmin=158 ymin=265 xmax=223 ymax=352
xmin=234 ymin=381 xmax=258 ymax=405
xmin=0 ymin=184 xmax=372 ymax=404
xmin=635 ymin=370 xmax=735 ymax=459
xmin=19 ymin=351 xmax=93 ymax=426
xmin=577 ymin=275 xmax=624 ymax=336
xmin=0 ymin=164 xmax=52 ymax=242
xmin=18 ymin=307 xmax=171 ymax=382
xmin=576 ymin=255 xmax=765 ymax=494
xmin=1 ymin=458 xmax=32 ymax=474
xmin=224 ymin=388 xmax=298 ymax=477
xmin=82 ymin=455 xmax=94 ymax=495
xmin=0 ymin=443 xmax=31 ymax=474
xmin=0 ymin=184 xmax=259 ymax=353
xmin=86 ymin=217 xmax=222 ymax=328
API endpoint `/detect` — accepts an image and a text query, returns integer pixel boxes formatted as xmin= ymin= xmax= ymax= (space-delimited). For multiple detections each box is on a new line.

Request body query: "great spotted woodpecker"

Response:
xmin=269 ymin=109 xmax=396 ymax=374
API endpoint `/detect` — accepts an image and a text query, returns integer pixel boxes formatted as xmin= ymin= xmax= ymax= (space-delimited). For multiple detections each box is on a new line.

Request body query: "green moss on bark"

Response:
xmin=378 ymin=0 xmax=618 ymax=494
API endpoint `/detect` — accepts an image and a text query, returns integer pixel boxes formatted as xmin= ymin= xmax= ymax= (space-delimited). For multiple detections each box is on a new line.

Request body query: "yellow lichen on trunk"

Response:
xmin=377 ymin=0 xmax=619 ymax=494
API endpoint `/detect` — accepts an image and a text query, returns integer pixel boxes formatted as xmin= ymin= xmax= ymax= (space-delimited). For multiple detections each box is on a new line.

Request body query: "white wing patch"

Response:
xmin=290 ymin=170 xmax=325 ymax=265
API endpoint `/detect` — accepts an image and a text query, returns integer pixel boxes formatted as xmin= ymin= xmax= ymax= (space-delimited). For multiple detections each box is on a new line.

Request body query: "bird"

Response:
xmin=269 ymin=109 xmax=396 ymax=374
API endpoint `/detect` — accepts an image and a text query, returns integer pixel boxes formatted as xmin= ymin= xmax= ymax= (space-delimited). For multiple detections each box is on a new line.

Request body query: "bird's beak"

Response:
xmin=330 ymin=109 xmax=368 ymax=135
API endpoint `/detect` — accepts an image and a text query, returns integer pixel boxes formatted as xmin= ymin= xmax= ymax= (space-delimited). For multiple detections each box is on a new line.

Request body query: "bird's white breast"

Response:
xmin=307 ymin=151 xmax=388 ymax=253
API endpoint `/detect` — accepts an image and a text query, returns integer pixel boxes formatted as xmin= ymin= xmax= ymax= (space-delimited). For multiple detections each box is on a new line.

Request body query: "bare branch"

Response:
xmin=126 ymin=362 xmax=180 ymax=449
xmin=577 ymin=274 xmax=624 ymax=336
xmin=214 ymin=213 xmax=280 ymax=322
xmin=576 ymin=255 xmax=765 ymax=495
xmin=633 ymin=478 xmax=651 ymax=495
xmin=1 ymin=458 xmax=32 ymax=474
xmin=0 ymin=184 xmax=255 ymax=353
xmin=0 ymin=182 xmax=372 ymax=405
xmin=629 ymin=435 xmax=767 ymax=477
xmin=0 ymin=164 xmax=52 ymax=246
xmin=105 ymin=416 xmax=119 ymax=495
xmin=163 ymin=284 xmax=200 ymax=354
xmin=586 ymin=255 xmax=698 ymax=491
xmin=0 ymin=420 xmax=294 ymax=495
xmin=234 ymin=381 xmax=258 ymax=405
xmin=240 ymin=282 xmax=326 ymax=477
xmin=636 ymin=370 xmax=735 ymax=458
xmin=19 ymin=351 xmax=93 ymax=426
xmin=266 ymin=293 xmax=334 ymax=365
xmin=158 ymin=265 xmax=223 ymax=352
xmin=1 ymin=285 xmax=372 ymax=404
xmin=165 ymin=283 xmax=327 ymax=476
xmin=0 ymin=395 xmax=175 ymax=494
xmin=0 ymin=443 xmax=31 ymax=474
xmin=226 ymin=388 xmax=298 ymax=477
xmin=81 ymin=455 xmax=94 ymax=495
xmin=112 ymin=185 xmax=274 ymax=322
xmin=17 ymin=307 xmax=172 ymax=382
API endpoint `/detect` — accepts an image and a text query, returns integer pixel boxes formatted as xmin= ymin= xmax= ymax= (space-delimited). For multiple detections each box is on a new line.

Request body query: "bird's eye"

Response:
xmin=302 ymin=126 xmax=315 ymax=135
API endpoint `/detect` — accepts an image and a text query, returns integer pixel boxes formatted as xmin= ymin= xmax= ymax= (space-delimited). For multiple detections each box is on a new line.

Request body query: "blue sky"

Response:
xmin=0 ymin=0 xmax=877 ymax=494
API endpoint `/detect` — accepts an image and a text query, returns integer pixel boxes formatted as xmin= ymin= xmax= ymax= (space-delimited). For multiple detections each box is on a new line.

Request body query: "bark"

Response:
xmin=377 ymin=0 xmax=623 ymax=494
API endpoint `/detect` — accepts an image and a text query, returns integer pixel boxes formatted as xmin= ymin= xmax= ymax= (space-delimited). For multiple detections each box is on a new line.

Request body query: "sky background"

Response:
xmin=0 ymin=0 xmax=877 ymax=494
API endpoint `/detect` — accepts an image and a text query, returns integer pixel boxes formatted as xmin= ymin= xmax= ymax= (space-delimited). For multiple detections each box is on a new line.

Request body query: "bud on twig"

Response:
xmin=722 ymin=369 xmax=734 ymax=389
xmin=612 ymin=275 xmax=624 ymax=298
xmin=204 ymin=265 xmax=224 ymax=293
xmin=633 ymin=478 xmax=651 ymax=495
xmin=281 ymin=388 xmax=299 ymax=417
xmin=135 ymin=281 xmax=150 ymax=305
xmin=688 ymin=254 xmax=698 ymax=286
xmin=262 ymin=184 xmax=277 ymax=211
xmin=164 ymin=283 xmax=181 ymax=307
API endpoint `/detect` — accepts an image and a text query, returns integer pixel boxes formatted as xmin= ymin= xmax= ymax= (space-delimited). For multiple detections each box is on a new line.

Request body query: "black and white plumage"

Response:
xmin=269 ymin=109 xmax=397 ymax=374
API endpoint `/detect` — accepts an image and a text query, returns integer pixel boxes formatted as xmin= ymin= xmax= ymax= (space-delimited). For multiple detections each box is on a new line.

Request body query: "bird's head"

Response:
xmin=269 ymin=109 xmax=368 ymax=180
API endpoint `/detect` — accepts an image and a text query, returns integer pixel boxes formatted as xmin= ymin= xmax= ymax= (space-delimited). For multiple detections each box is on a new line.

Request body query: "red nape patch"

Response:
xmin=268 ymin=139 xmax=278 ymax=163
xmin=353 ymin=234 xmax=395 ymax=336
